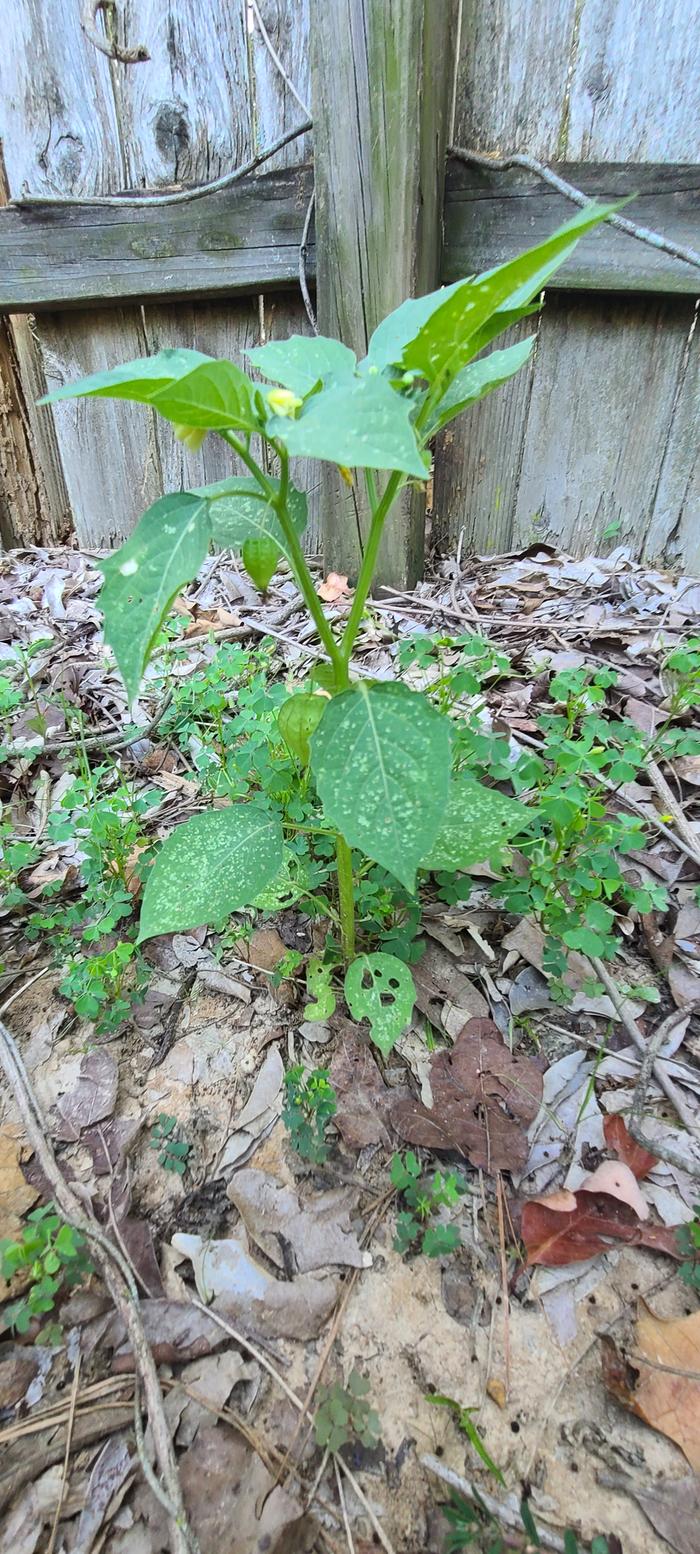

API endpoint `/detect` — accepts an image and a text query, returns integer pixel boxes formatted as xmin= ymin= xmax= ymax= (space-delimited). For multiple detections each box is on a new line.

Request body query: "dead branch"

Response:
xmin=81 ymin=1 xmax=149 ymax=63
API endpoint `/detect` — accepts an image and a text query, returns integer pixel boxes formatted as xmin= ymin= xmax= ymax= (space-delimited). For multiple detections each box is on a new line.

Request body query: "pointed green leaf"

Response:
xmin=344 ymin=953 xmax=415 ymax=1056
xmin=201 ymin=476 xmax=308 ymax=562
xmin=98 ymin=492 xmax=211 ymax=702
xmin=40 ymin=348 xmax=211 ymax=406
xmin=268 ymin=375 xmax=428 ymax=477
xmin=278 ymin=692 xmax=327 ymax=766
xmin=403 ymin=201 xmax=623 ymax=388
xmin=310 ymin=682 xmax=451 ymax=890
xmin=364 ymin=281 xmax=467 ymax=371
xmin=424 ymin=338 xmax=536 ymax=437
xmin=420 ymin=774 xmax=532 ymax=873
xmin=138 ymin=804 xmax=283 ymax=942
xmin=305 ymin=956 xmax=337 ymax=1021
xmin=150 ymin=359 xmax=260 ymax=432
xmin=242 ymin=536 xmax=280 ymax=591
xmin=247 ymin=335 xmax=356 ymax=395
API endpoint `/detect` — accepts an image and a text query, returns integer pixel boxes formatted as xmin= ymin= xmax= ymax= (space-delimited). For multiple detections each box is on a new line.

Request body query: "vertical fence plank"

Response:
xmin=310 ymin=0 xmax=458 ymax=588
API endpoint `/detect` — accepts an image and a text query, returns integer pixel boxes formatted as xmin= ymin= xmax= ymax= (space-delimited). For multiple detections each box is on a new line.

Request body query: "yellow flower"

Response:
xmin=338 ymin=465 xmax=353 ymax=487
xmin=266 ymin=387 xmax=303 ymax=418
xmin=172 ymin=423 xmax=207 ymax=452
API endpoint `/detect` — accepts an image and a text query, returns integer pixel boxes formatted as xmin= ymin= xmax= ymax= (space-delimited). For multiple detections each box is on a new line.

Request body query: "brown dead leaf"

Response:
xmin=106 ymin=1299 xmax=230 ymax=1370
xmin=604 ymin=1113 xmax=658 ymax=1179
xmin=522 ymin=1189 xmax=680 ymax=1267
xmin=227 ymin=1169 xmax=371 ymax=1274
xmin=674 ymin=755 xmax=700 ymax=787
xmin=178 ymin=1426 xmax=314 ymax=1554
xmin=624 ymin=1473 xmax=700 ymax=1554
xmin=172 ymin=1232 xmax=339 ymax=1340
xmin=54 ymin=1049 xmax=118 ymax=1141
xmin=329 ymin=1025 xmax=400 ymax=1147
xmin=317 ymin=572 xmax=350 ymax=602
xmin=602 ymin=1305 xmax=700 ymax=1472
xmin=579 ymin=1161 xmax=649 ymax=1218
xmin=0 ymin=1123 xmax=38 ymax=1241
xmin=0 ymin=1346 xmax=51 ymax=1412
xmin=391 ymin=1018 xmax=543 ymax=1172
xmin=73 ymin=1437 xmax=133 ymax=1554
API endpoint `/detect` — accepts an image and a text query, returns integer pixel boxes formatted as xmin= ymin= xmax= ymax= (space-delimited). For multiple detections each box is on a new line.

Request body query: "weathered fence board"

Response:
xmin=435 ymin=0 xmax=700 ymax=566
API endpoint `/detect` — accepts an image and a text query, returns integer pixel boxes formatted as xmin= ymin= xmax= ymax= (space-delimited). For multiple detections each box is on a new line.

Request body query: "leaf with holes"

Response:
xmin=201 ymin=476 xmax=308 ymax=564
xmin=137 ymin=805 xmax=283 ymax=942
xmin=247 ymin=335 xmax=357 ymax=396
xmin=268 ymin=374 xmax=428 ymax=477
xmin=344 ymin=953 xmax=416 ymax=1057
xmin=420 ymin=773 xmax=533 ymax=873
xmin=98 ymin=492 xmax=211 ymax=703
xmin=39 ymin=348 xmax=212 ymax=407
xmin=310 ymin=682 xmax=451 ymax=890
xmin=402 ymin=201 xmax=622 ymax=390
xmin=278 ymin=693 xmax=327 ymax=767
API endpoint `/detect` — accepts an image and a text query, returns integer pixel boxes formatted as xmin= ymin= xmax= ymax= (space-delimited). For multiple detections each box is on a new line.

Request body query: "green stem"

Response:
xmin=335 ymin=833 xmax=356 ymax=962
xmin=340 ymin=470 xmax=404 ymax=660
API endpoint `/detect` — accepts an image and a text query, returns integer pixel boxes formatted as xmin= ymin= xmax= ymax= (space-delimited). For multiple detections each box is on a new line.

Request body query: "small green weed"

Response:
xmin=391 ymin=1151 xmax=468 ymax=1257
xmin=0 ymin=1205 xmax=93 ymax=1340
xmin=442 ymin=1491 xmax=612 ymax=1554
xmin=426 ymin=1394 xmax=504 ymax=1485
xmin=283 ymin=1065 xmax=337 ymax=1164
xmin=677 ymin=1204 xmax=700 ymax=1290
xmin=314 ymin=1370 xmax=381 ymax=1453
xmin=60 ymin=940 xmax=148 ymax=1033
xmin=150 ymin=1114 xmax=192 ymax=1175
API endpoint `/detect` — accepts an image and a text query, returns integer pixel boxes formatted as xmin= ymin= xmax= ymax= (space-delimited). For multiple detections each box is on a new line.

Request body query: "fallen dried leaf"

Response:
xmin=579 ymin=1161 xmax=649 ymax=1219
xmin=0 ymin=1466 xmax=63 ymax=1554
xmin=602 ymin=1305 xmax=700 ymax=1472
xmin=0 ymin=1123 xmax=39 ymax=1244
xmin=522 ymin=1189 xmax=680 ymax=1267
xmin=329 ymin=1028 xmax=398 ymax=1147
xmin=623 ymin=1472 xmax=700 ymax=1554
xmin=172 ymin=1232 xmax=339 ymax=1340
xmin=604 ymin=1113 xmax=658 ymax=1179
xmin=317 ymin=571 xmax=350 ymax=602
xmin=228 ymin=1169 xmax=371 ymax=1274
xmin=391 ymin=1018 xmax=543 ymax=1172
xmin=178 ymin=1426 xmax=314 ymax=1554
xmin=73 ymin=1436 xmax=133 ymax=1554
xmin=0 ymin=1346 xmax=52 ymax=1412
xmin=54 ymin=1049 xmax=118 ymax=1142
xmin=105 ymin=1299 xmax=230 ymax=1369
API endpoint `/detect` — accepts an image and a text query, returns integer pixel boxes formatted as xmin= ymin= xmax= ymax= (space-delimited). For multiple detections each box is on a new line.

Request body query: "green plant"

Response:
xmin=0 ymin=1204 xmax=93 ymax=1339
xmin=391 ymin=1151 xmax=468 ymax=1257
xmin=283 ymin=1065 xmax=337 ymax=1163
xmin=41 ymin=201 xmax=618 ymax=1052
xmin=442 ymin=1492 xmax=611 ymax=1554
xmin=314 ymin=1370 xmax=381 ymax=1453
xmin=426 ymin=1394 xmax=504 ymax=1484
xmin=60 ymin=940 xmax=148 ymax=1032
xmin=677 ymin=1204 xmax=700 ymax=1290
xmin=150 ymin=1114 xmax=192 ymax=1175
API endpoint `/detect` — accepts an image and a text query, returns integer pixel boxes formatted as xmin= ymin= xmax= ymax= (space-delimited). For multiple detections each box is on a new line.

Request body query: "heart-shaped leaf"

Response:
xmin=202 ymin=476 xmax=308 ymax=562
xmin=278 ymin=693 xmax=327 ymax=766
xmin=138 ymin=804 xmax=283 ymax=942
xmin=420 ymin=774 xmax=532 ymax=872
xmin=268 ymin=375 xmax=427 ymax=477
xmin=98 ymin=492 xmax=211 ymax=703
xmin=344 ymin=953 xmax=415 ymax=1057
xmin=310 ymin=682 xmax=451 ymax=891
xmin=247 ymin=335 xmax=356 ymax=395
xmin=39 ymin=348 xmax=211 ymax=406
xmin=150 ymin=359 xmax=260 ymax=433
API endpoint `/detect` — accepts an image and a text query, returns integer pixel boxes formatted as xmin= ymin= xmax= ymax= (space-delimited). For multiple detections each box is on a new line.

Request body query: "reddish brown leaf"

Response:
xmin=329 ymin=1026 xmax=402 ymax=1148
xmin=522 ymin=1188 xmax=680 ymax=1268
xmin=602 ymin=1305 xmax=700 ymax=1473
xmin=604 ymin=1113 xmax=658 ymax=1179
xmin=391 ymin=1018 xmax=543 ymax=1173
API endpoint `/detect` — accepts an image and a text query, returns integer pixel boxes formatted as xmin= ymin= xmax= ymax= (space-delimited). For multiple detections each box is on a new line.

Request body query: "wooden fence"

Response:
xmin=0 ymin=0 xmax=698 ymax=571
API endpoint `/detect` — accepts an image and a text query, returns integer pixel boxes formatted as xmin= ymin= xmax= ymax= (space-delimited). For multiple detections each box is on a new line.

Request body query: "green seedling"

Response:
xmin=283 ymin=1065 xmax=337 ymax=1164
xmin=60 ymin=940 xmax=147 ymax=1032
xmin=677 ymin=1204 xmax=700 ymax=1290
xmin=150 ymin=1113 xmax=191 ymax=1175
xmin=0 ymin=1204 xmax=93 ymax=1340
xmin=443 ymin=1491 xmax=612 ymax=1554
xmin=314 ymin=1369 xmax=381 ymax=1454
xmin=426 ymin=1393 xmax=504 ymax=1485
xmin=391 ymin=1151 xmax=468 ymax=1258
xmin=41 ymin=203 xmax=618 ymax=1052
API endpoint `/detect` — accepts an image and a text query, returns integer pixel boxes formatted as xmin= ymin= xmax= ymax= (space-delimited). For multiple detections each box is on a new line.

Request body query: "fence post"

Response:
xmin=309 ymin=0 xmax=458 ymax=589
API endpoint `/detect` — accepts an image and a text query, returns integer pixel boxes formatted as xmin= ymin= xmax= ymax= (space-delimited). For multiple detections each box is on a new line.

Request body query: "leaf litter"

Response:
xmin=1 ymin=539 xmax=700 ymax=1553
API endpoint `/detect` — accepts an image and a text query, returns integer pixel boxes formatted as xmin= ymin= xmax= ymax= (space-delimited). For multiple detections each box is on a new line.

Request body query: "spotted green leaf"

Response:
xmin=344 ymin=953 xmax=415 ymax=1057
xmin=403 ymin=201 xmax=622 ymax=389
xmin=98 ymin=492 xmax=211 ymax=703
xmin=310 ymin=682 xmax=451 ymax=891
xmin=138 ymin=804 xmax=283 ymax=942
xmin=278 ymin=693 xmax=327 ymax=766
xmin=305 ymin=956 xmax=336 ymax=1021
xmin=420 ymin=774 xmax=533 ymax=872
xmin=424 ymin=337 xmax=536 ymax=437
xmin=201 ymin=476 xmax=308 ymax=562
xmin=39 ymin=349 xmax=212 ymax=407
xmin=247 ymin=335 xmax=356 ymax=395
xmin=148 ymin=358 xmax=260 ymax=433
xmin=268 ymin=375 xmax=428 ymax=477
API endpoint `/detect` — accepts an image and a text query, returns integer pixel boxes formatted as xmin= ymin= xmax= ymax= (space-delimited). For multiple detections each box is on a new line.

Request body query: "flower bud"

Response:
xmin=266 ymin=387 xmax=303 ymax=418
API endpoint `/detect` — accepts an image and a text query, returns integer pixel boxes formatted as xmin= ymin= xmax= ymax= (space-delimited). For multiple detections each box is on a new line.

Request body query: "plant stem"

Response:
xmin=335 ymin=833 xmax=356 ymax=962
xmin=340 ymin=471 xmax=404 ymax=660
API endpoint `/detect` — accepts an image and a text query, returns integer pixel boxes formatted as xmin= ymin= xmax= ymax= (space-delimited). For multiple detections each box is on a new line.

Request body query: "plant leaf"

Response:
xmin=98 ymin=492 xmax=211 ymax=703
xmin=420 ymin=773 xmax=532 ymax=872
xmin=39 ymin=348 xmax=211 ymax=406
xmin=268 ymin=375 xmax=428 ymax=477
xmin=310 ymin=681 xmax=451 ymax=890
xmin=403 ymin=201 xmax=622 ymax=389
xmin=278 ymin=693 xmax=327 ymax=766
xmin=344 ymin=953 xmax=415 ymax=1057
xmin=138 ymin=804 xmax=283 ymax=942
xmin=150 ymin=359 xmax=260 ymax=432
xmin=247 ymin=335 xmax=357 ymax=395
xmin=305 ymin=956 xmax=336 ymax=1021
xmin=202 ymin=475 xmax=308 ymax=563
xmin=424 ymin=337 xmax=536 ymax=437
